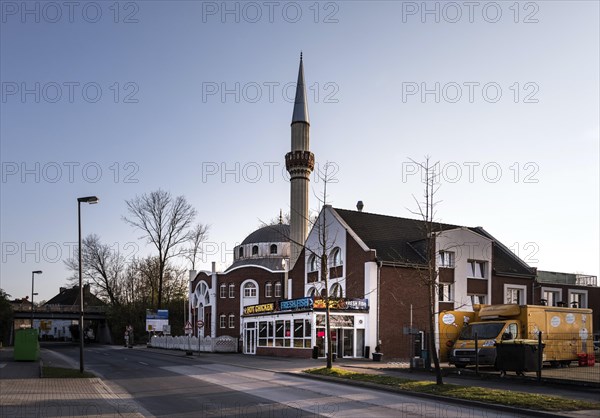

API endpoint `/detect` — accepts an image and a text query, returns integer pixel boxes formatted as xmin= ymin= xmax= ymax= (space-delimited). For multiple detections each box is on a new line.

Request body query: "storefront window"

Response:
xmin=275 ymin=320 xmax=284 ymax=347
xmin=255 ymin=318 xmax=312 ymax=349
xmin=258 ymin=321 xmax=268 ymax=346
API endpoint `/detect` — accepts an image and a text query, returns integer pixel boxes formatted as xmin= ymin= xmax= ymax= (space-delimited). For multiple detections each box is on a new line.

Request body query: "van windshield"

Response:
xmin=459 ymin=323 xmax=505 ymax=340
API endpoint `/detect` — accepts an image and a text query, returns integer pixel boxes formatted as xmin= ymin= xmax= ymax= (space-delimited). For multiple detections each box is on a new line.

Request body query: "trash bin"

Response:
xmin=578 ymin=353 xmax=588 ymax=367
xmin=372 ymin=352 xmax=383 ymax=362
xmin=496 ymin=339 xmax=543 ymax=376
xmin=14 ymin=329 xmax=40 ymax=361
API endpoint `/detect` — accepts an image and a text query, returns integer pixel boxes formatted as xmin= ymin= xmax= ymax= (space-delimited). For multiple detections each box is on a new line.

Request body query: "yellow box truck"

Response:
xmin=443 ymin=304 xmax=593 ymax=368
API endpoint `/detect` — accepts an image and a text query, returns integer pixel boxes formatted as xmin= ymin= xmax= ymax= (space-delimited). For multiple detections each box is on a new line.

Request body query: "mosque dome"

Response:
xmin=228 ymin=224 xmax=291 ymax=271
xmin=241 ymin=224 xmax=290 ymax=245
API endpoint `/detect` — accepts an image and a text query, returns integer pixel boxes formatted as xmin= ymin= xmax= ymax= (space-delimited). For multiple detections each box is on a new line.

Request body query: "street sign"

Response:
xmin=197 ymin=320 xmax=204 ymax=328
xmin=184 ymin=320 xmax=193 ymax=335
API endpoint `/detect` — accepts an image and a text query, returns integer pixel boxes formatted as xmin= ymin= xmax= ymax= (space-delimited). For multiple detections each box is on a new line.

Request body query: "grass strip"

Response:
xmin=304 ymin=367 xmax=600 ymax=412
xmin=43 ymin=366 xmax=95 ymax=378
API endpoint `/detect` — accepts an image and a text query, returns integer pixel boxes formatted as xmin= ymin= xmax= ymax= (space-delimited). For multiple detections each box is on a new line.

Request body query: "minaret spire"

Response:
xmin=291 ymin=52 xmax=309 ymax=125
xmin=286 ymin=53 xmax=315 ymax=268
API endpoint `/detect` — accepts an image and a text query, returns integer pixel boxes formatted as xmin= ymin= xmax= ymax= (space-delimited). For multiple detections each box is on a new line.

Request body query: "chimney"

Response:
xmin=60 ymin=287 xmax=66 ymax=293
xmin=356 ymin=201 xmax=364 ymax=212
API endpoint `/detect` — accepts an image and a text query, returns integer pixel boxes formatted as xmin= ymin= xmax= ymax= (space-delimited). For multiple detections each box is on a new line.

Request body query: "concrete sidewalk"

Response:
xmin=0 ymin=347 xmax=144 ymax=417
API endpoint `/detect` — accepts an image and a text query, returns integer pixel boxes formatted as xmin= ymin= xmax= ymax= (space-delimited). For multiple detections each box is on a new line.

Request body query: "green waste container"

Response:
xmin=495 ymin=339 xmax=543 ymax=376
xmin=14 ymin=329 xmax=40 ymax=361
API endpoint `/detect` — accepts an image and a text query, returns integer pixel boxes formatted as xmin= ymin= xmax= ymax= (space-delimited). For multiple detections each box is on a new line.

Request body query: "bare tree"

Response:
xmin=407 ymin=157 xmax=444 ymax=385
xmin=123 ymin=189 xmax=197 ymax=309
xmin=263 ymin=162 xmax=339 ymax=369
xmin=65 ymin=234 xmax=125 ymax=306
xmin=184 ymin=223 xmax=210 ymax=271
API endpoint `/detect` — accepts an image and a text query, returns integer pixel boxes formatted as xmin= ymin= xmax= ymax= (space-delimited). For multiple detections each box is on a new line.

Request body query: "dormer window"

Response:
xmin=238 ymin=247 xmax=244 ymax=258
xmin=252 ymin=245 xmax=259 ymax=256
xmin=270 ymin=244 xmax=277 ymax=254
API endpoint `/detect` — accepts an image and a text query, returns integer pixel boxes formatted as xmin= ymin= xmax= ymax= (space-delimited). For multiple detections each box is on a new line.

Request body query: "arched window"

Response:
xmin=330 ymin=283 xmax=343 ymax=298
xmin=270 ymin=244 xmax=277 ymax=254
xmin=331 ymin=247 xmax=342 ymax=266
xmin=195 ymin=281 xmax=210 ymax=307
xmin=228 ymin=314 xmax=235 ymax=329
xmin=274 ymin=282 xmax=282 ymax=298
xmin=219 ymin=314 xmax=226 ymax=328
xmin=238 ymin=247 xmax=244 ymax=258
xmin=219 ymin=283 xmax=227 ymax=298
xmin=307 ymin=287 xmax=317 ymax=297
xmin=252 ymin=245 xmax=259 ymax=256
xmin=228 ymin=283 xmax=235 ymax=298
xmin=308 ymin=254 xmax=317 ymax=272
xmin=244 ymin=282 xmax=257 ymax=298
xmin=265 ymin=282 xmax=273 ymax=298
xmin=320 ymin=288 xmax=327 ymax=298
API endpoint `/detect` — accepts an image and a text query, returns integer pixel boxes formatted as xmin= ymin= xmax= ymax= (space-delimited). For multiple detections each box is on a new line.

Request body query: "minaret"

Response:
xmin=286 ymin=53 xmax=315 ymax=268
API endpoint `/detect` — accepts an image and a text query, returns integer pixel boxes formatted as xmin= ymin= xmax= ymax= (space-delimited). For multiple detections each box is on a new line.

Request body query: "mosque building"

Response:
xmin=189 ymin=56 xmax=598 ymax=360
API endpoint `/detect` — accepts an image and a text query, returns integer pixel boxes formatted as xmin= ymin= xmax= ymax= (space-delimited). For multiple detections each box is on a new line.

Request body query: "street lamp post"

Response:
xmin=78 ymin=195 xmax=99 ymax=373
xmin=31 ymin=270 xmax=42 ymax=328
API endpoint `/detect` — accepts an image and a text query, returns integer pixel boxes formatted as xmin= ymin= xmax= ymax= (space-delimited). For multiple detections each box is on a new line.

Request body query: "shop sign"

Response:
xmin=279 ymin=297 xmax=313 ymax=311
xmin=316 ymin=314 xmax=354 ymax=327
xmin=243 ymin=302 xmax=275 ymax=315
xmin=313 ymin=298 xmax=368 ymax=311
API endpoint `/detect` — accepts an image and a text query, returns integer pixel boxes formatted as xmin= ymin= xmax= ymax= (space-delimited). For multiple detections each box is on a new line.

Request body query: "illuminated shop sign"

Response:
xmin=279 ymin=297 xmax=313 ymax=311
xmin=243 ymin=303 xmax=275 ymax=315
xmin=313 ymin=298 xmax=368 ymax=311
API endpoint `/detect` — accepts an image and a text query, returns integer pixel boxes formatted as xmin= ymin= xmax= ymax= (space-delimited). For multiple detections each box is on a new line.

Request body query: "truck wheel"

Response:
xmin=455 ymin=363 xmax=467 ymax=369
xmin=550 ymin=361 xmax=560 ymax=368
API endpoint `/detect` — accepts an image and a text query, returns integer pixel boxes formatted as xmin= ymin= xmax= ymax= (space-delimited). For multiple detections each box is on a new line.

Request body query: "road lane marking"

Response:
xmin=138 ymin=361 xmax=149 ymax=366
xmin=0 ymin=363 xmax=6 ymax=368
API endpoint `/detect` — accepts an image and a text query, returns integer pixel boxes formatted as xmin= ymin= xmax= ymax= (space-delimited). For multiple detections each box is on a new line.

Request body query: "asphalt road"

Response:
xmin=44 ymin=343 xmax=531 ymax=417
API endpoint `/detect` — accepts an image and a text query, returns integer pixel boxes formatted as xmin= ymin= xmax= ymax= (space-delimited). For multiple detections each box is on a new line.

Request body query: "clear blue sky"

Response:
xmin=1 ymin=1 xmax=598 ymax=302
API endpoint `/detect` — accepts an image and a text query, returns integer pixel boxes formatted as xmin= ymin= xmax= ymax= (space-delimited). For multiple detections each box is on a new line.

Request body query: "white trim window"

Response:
xmin=244 ymin=282 xmax=257 ymax=298
xmin=470 ymin=294 xmax=487 ymax=305
xmin=265 ymin=282 xmax=273 ymax=298
xmin=568 ymin=290 xmax=588 ymax=308
xmin=504 ymin=284 xmax=527 ymax=304
xmin=228 ymin=314 xmax=235 ymax=329
xmin=438 ymin=283 xmax=454 ymax=302
xmin=307 ymin=254 xmax=317 ymax=272
xmin=330 ymin=247 xmax=343 ymax=266
xmin=219 ymin=284 xmax=227 ymax=298
xmin=542 ymin=287 xmax=562 ymax=307
xmin=274 ymin=282 xmax=282 ymax=298
xmin=467 ymin=260 xmax=486 ymax=278
xmin=330 ymin=283 xmax=343 ymax=298
xmin=439 ymin=251 xmax=455 ymax=268
xmin=228 ymin=283 xmax=235 ymax=298
xmin=219 ymin=314 xmax=226 ymax=328
xmin=307 ymin=286 xmax=317 ymax=297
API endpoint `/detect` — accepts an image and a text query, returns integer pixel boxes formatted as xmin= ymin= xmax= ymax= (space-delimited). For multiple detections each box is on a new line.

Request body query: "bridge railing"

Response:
xmin=12 ymin=304 xmax=107 ymax=313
